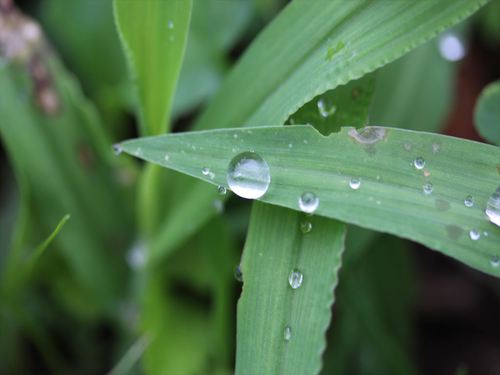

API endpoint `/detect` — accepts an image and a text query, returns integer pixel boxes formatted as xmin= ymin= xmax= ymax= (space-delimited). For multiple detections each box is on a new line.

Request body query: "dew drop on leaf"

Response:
xmin=317 ymin=99 xmax=336 ymax=118
xmin=202 ymin=167 xmax=210 ymax=176
xmin=300 ymin=221 xmax=312 ymax=234
xmin=423 ymin=182 xmax=433 ymax=195
xmin=469 ymin=229 xmax=481 ymax=241
xmin=217 ymin=185 xmax=227 ymax=196
xmin=464 ymin=195 xmax=474 ymax=208
xmin=299 ymin=192 xmax=319 ymax=214
xmin=227 ymin=152 xmax=270 ymax=199
xmin=438 ymin=33 xmax=465 ymax=62
xmin=112 ymin=144 xmax=122 ymax=155
xmin=167 ymin=20 xmax=174 ymax=29
xmin=490 ymin=256 xmax=500 ymax=268
xmin=413 ymin=157 xmax=425 ymax=170
xmin=284 ymin=325 xmax=292 ymax=342
xmin=288 ymin=269 xmax=303 ymax=289
xmin=349 ymin=177 xmax=361 ymax=190
xmin=485 ymin=187 xmax=500 ymax=227
xmin=234 ymin=264 xmax=243 ymax=282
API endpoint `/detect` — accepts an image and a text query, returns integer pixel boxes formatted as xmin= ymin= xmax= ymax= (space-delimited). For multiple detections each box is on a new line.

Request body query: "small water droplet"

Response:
xmin=299 ymin=192 xmax=319 ymax=214
xmin=485 ymin=187 xmax=500 ymax=227
xmin=490 ymin=255 xmax=500 ymax=268
xmin=469 ymin=229 xmax=481 ymax=241
xmin=227 ymin=152 xmax=270 ymax=199
xmin=112 ymin=144 xmax=122 ymax=155
xmin=349 ymin=177 xmax=361 ymax=190
xmin=217 ymin=185 xmax=227 ymax=195
xmin=284 ymin=325 xmax=292 ymax=341
xmin=432 ymin=143 xmax=441 ymax=154
xmin=202 ymin=167 xmax=210 ymax=176
xmin=167 ymin=20 xmax=174 ymax=29
xmin=414 ymin=157 xmax=425 ymax=170
xmin=288 ymin=269 xmax=303 ymax=289
xmin=234 ymin=264 xmax=243 ymax=282
xmin=317 ymin=99 xmax=336 ymax=118
xmin=213 ymin=199 xmax=224 ymax=213
xmin=439 ymin=33 xmax=465 ymax=62
xmin=134 ymin=147 xmax=142 ymax=157
xmin=288 ymin=143 xmax=293 ymax=149
xmin=464 ymin=195 xmax=474 ymax=208
xmin=300 ymin=221 xmax=312 ymax=234
xmin=423 ymin=182 xmax=433 ymax=195
xmin=233 ymin=133 xmax=238 ymax=139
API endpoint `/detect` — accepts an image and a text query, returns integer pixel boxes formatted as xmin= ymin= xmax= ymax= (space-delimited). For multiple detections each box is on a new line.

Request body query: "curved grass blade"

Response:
xmin=120 ymin=125 xmax=500 ymax=277
xmin=474 ymin=80 xmax=500 ymax=145
xmin=236 ymin=202 xmax=345 ymax=374
xmin=194 ymin=0 xmax=486 ymax=130
xmin=114 ymin=0 xmax=192 ymax=135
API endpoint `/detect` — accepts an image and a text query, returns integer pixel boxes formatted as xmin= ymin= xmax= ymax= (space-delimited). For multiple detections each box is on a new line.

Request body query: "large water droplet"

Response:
xmin=299 ymin=192 xmax=319 ymax=214
xmin=464 ymin=195 xmax=474 ymax=208
xmin=349 ymin=177 xmax=361 ymax=190
xmin=234 ymin=264 xmax=243 ymax=282
xmin=284 ymin=325 xmax=292 ymax=341
xmin=112 ymin=144 xmax=122 ymax=155
xmin=413 ymin=157 xmax=425 ymax=170
xmin=438 ymin=33 xmax=465 ymax=62
xmin=485 ymin=187 xmax=500 ymax=227
xmin=423 ymin=182 xmax=433 ymax=195
xmin=490 ymin=256 xmax=499 ymax=268
xmin=288 ymin=269 xmax=303 ymax=289
xmin=300 ymin=221 xmax=312 ymax=234
xmin=469 ymin=229 xmax=480 ymax=241
xmin=317 ymin=99 xmax=336 ymax=118
xmin=227 ymin=152 xmax=270 ymax=199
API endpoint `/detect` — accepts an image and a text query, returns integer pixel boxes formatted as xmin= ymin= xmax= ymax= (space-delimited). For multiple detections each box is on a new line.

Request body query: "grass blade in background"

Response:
xmin=236 ymin=202 xmax=345 ymax=374
xmin=120 ymin=125 xmax=500 ymax=277
xmin=114 ymin=0 xmax=192 ymax=135
xmin=474 ymin=80 xmax=500 ymax=145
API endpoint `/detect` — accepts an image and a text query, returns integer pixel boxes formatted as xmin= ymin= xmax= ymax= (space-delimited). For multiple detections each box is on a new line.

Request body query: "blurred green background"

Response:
xmin=1 ymin=0 xmax=499 ymax=374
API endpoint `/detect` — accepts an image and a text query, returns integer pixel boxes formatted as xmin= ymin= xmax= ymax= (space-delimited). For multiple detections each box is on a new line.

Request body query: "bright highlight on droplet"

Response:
xmin=288 ymin=269 xmax=303 ymax=289
xmin=413 ymin=157 xmax=425 ymax=170
xmin=202 ymin=167 xmax=210 ymax=176
xmin=227 ymin=152 xmax=270 ymax=199
xmin=299 ymin=192 xmax=319 ymax=214
xmin=438 ymin=33 xmax=465 ymax=62
xmin=349 ymin=177 xmax=361 ymax=190
xmin=469 ymin=229 xmax=480 ymax=241
xmin=485 ymin=187 xmax=500 ymax=227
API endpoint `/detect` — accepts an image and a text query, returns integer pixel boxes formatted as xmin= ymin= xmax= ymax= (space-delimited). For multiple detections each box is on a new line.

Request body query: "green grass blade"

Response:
xmin=120 ymin=125 xmax=500 ymax=277
xmin=194 ymin=0 xmax=486 ymax=130
xmin=114 ymin=0 xmax=192 ymax=135
xmin=474 ymin=80 xmax=500 ymax=145
xmin=236 ymin=202 xmax=345 ymax=374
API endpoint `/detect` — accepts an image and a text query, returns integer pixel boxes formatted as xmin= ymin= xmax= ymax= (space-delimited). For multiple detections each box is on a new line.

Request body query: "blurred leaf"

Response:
xmin=236 ymin=202 xmax=345 ymax=374
xmin=109 ymin=335 xmax=151 ymax=375
xmin=150 ymin=0 xmax=487 ymax=264
xmin=121 ymin=125 xmax=500 ymax=277
xmin=474 ymin=80 xmax=500 ymax=145
xmin=114 ymin=0 xmax=192 ymax=135
xmin=370 ymin=38 xmax=456 ymax=132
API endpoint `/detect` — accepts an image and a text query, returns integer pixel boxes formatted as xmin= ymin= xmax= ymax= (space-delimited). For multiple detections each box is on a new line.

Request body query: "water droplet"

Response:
xmin=413 ymin=157 xmax=425 ymax=170
xmin=213 ymin=199 xmax=224 ymax=213
xmin=284 ymin=325 xmax=292 ymax=341
xmin=167 ymin=20 xmax=174 ymax=29
xmin=300 ymin=221 xmax=312 ymax=234
xmin=234 ymin=264 xmax=243 ymax=282
xmin=164 ymin=154 xmax=170 ymax=161
xmin=233 ymin=133 xmax=238 ymax=139
xmin=227 ymin=152 xmax=270 ymax=199
xmin=423 ymin=182 xmax=433 ymax=195
xmin=288 ymin=143 xmax=293 ymax=149
xmin=438 ymin=33 xmax=465 ymax=62
xmin=217 ymin=185 xmax=227 ymax=195
xmin=133 ymin=147 xmax=142 ymax=157
xmin=490 ymin=256 xmax=500 ymax=268
xmin=202 ymin=167 xmax=210 ymax=176
xmin=469 ymin=229 xmax=480 ymax=241
xmin=299 ymin=192 xmax=319 ymax=214
xmin=432 ymin=143 xmax=441 ymax=154
xmin=288 ymin=269 xmax=303 ymax=289
xmin=126 ymin=241 xmax=146 ymax=270
xmin=464 ymin=195 xmax=474 ymax=208
xmin=317 ymin=99 xmax=336 ymax=118
xmin=112 ymin=144 xmax=122 ymax=155
xmin=485 ymin=187 xmax=500 ymax=227
xmin=349 ymin=177 xmax=361 ymax=190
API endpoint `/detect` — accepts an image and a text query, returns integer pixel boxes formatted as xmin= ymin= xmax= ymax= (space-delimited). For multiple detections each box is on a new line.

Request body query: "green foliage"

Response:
xmin=0 ymin=0 xmax=497 ymax=374
xmin=474 ymin=80 xmax=500 ymax=145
